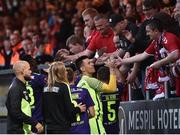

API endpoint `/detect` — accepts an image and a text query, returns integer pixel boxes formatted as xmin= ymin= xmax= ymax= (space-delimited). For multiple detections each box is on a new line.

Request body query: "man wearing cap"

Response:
xmin=109 ymin=14 xmax=138 ymax=58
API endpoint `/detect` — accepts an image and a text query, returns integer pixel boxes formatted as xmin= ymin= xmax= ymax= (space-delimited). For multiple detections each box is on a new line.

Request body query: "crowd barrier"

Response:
xmin=120 ymin=65 xmax=179 ymax=134
xmin=0 ymin=69 xmax=14 ymax=134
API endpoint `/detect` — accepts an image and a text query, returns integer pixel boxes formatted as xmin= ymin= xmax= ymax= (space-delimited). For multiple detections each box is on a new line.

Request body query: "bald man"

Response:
xmin=6 ymin=60 xmax=44 ymax=134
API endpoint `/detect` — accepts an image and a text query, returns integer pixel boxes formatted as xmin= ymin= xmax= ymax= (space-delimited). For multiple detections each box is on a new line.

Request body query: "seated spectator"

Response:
xmin=20 ymin=37 xmax=38 ymax=59
xmin=10 ymin=33 xmax=23 ymax=54
xmin=35 ymin=43 xmax=54 ymax=65
xmin=0 ymin=38 xmax=19 ymax=69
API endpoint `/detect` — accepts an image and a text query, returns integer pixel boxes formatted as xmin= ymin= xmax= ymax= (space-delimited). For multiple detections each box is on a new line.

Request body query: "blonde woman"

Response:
xmin=42 ymin=61 xmax=86 ymax=134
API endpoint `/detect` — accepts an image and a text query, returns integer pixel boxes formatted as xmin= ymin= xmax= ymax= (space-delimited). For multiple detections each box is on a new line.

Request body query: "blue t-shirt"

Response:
xmin=100 ymin=83 xmax=123 ymax=134
xmin=70 ymin=85 xmax=94 ymax=134
xmin=29 ymin=73 xmax=47 ymax=121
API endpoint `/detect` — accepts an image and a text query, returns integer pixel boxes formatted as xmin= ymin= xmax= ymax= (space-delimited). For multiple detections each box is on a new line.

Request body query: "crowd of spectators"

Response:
xmin=3 ymin=0 xmax=180 ymax=134
xmin=1 ymin=0 xmax=180 ymax=101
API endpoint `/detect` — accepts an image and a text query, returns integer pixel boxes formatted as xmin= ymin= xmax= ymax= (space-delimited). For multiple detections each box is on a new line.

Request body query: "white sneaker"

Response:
xmin=153 ymin=92 xmax=165 ymax=101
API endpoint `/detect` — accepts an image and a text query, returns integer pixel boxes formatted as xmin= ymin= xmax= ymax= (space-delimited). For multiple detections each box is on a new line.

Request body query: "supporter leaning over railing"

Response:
xmin=57 ymin=13 xmax=117 ymax=62
xmin=114 ymin=19 xmax=180 ymax=100
xmin=113 ymin=0 xmax=160 ymax=99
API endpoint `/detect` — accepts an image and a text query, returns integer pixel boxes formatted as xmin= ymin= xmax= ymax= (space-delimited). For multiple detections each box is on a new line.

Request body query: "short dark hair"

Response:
xmin=97 ymin=66 xmax=110 ymax=82
xmin=94 ymin=14 xmax=108 ymax=21
xmin=143 ymin=0 xmax=160 ymax=10
xmin=75 ymin=55 xmax=89 ymax=73
xmin=66 ymin=35 xmax=83 ymax=47
xmin=153 ymin=12 xmax=179 ymax=36
xmin=20 ymin=54 xmax=37 ymax=72
xmin=147 ymin=19 xmax=163 ymax=32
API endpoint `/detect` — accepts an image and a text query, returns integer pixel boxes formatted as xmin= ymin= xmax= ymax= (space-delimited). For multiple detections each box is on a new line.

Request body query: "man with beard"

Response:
xmin=6 ymin=60 xmax=44 ymax=134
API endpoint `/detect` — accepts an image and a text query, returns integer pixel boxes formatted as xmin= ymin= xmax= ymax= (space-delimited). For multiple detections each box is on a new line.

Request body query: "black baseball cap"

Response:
xmin=109 ymin=14 xmax=124 ymax=27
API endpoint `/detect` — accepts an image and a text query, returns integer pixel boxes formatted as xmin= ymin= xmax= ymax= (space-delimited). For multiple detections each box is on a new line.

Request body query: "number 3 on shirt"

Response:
xmin=107 ymin=101 xmax=116 ymax=121
xmin=72 ymin=100 xmax=81 ymax=121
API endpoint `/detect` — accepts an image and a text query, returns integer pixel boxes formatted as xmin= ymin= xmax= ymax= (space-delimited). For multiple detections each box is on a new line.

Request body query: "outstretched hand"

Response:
xmin=55 ymin=49 xmax=70 ymax=61
xmin=95 ymin=53 xmax=109 ymax=65
xmin=104 ymin=58 xmax=115 ymax=68
xmin=113 ymin=55 xmax=123 ymax=67
xmin=149 ymin=61 xmax=161 ymax=69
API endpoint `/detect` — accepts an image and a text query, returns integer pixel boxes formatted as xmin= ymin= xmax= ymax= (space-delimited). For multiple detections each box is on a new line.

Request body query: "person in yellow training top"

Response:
xmin=75 ymin=55 xmax=117 ymax=134
xmin=6 ymin=60 xmax=44 ymax=134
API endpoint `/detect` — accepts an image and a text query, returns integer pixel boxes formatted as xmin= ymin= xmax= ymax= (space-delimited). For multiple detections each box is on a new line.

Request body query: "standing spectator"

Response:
xmin=6 ymin=60 xmax=44 ymax=134
xmin=108 ymin=0 xmax=122 ymax=15
xmin=86 ymin=14 xmax=117 ymax=54
xmin=125 ymin=0 xmax=141 ymax=25
xmin=0 ymin=38 xmax=19 ymax=69
xmin=75 ymin=56 xmax=117 ymax=134
xmin=82 ymin=8 xmax=98 ymax=45
xmin=153 ymin=11 xmax=180 ymax=36
xmin=66 ymin=67 xmax=95 ymax=134
xmin=122 ymin=0 xmax=160 ymax=96
xmin=109 ymin=13 xmax=139 ymax=57
xmin=66 ymin=34 xmax=85 ymax=54
xmin=74 ymin=24 xmax=85 ymax=43
xmin=116 ymin=19 xmax=180 ymax=100
xmin=63 ymin=14 xmax=117 ymax=62
xmin=174 ymin=0 xmax=180 ymax=26
xmin=10 ymin=33 xmax=23 ymax=54
xmin=57 ymin=34 xmax=85 ymax=61
xmin=56 ymin=8 xmax=99 ymax=61
xmin=42 ymin=61 xmax=86 ymax=134
xmin=84 ymin=26 xmax=92 ymax=46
